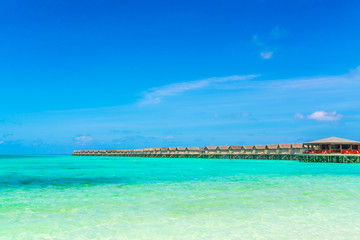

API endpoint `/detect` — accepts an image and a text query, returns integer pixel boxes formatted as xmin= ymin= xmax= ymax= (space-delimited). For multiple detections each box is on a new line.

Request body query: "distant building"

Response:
xmin=204 ymin=146 xmax=217 ymax=154
xmin=229 ymin=146 xmax=242 ymax=154
xmin=265 ymin=144 xmax=278 ymax=154
xmin=279 ymin=144 xmax=292 ymax=154
xmin=242 ymin=145 xmax=254 ymax=154
xmin=304 ymin=137 xmax=360 ymax=154
xmin=216 ymin=146 xmax=229 ymax=154
xmin=254 ymin=145 xmax=266 ymax=154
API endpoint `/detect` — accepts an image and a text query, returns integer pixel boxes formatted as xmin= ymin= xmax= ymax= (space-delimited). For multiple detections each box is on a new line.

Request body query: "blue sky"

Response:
xmin=0 ymin=0 xmax=360 ymax=154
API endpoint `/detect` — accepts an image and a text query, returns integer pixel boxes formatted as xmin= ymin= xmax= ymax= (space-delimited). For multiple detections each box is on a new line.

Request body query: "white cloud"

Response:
xmin=307 ymin=111 xmax=343 ymax=121
xmin=260 ymin=51 xmax=273 ymax=59
xmin=139 ymin=75 xmax=259 ymax=105
xmin=294 ymin=113 xmax=305 ymax=119
xmin=74 ymin=135 xmax=93 ymax=145
xmin=266 ymin=66 xmax=360 ymax=92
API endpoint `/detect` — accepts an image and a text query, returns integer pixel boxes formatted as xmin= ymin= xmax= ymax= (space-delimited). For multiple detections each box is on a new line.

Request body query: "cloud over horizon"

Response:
xmin=307 ymin=111 xmax=343 ymax=121
xmin=294 ymin=111 xmax=343 ymax=121
xmin=139 ymin=75 xmax=259 ymax=105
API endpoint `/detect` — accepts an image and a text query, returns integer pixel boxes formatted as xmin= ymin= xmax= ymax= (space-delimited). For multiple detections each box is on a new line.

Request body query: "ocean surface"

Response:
xmin=1 ymin=155 xmax=360 ymax=240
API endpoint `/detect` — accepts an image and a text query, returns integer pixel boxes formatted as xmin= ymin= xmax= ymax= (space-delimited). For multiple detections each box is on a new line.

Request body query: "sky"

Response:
xmin=0 ymin=0 xmax=360 ymax=154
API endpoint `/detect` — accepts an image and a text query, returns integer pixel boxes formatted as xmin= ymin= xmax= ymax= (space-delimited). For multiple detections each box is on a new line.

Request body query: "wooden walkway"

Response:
xmin=72 ymin=152 xmax=360 ymax=163
xmin=297 ymin=154 xmax=360 ymax=163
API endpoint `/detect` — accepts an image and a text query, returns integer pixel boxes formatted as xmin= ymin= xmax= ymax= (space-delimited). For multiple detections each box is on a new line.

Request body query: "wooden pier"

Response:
xmin=297 ymin=154 xmax=360 ymax=163
xmin=72 ymin=151 xmax=360 ymax=163
xmin=73 ymin=152 xmax=299 ymax=160
xmin=72 ymin=138 xmax=360 ymax=163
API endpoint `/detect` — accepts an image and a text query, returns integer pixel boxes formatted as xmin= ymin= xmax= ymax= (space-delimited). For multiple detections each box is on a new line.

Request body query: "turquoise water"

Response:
xmin=1 ymin=156 xmax=360 ymax=239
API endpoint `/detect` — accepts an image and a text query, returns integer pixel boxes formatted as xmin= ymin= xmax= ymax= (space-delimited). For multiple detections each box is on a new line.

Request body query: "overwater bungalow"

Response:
xmin=291 ymin=143 xmax=304 ymax=154
xmin=168 ymin=147 xmax=177 ymax=154
xmin=265 ymin=144 xmax=279 ymax=154
xmin=149 ymin=148 xmax=156 ymax=154
xmin=242 ymin=145 xmax=254 ymax=154
xmin=204 ymin=146 xmax=217 ymax=154
xmin=304 ymin=137 xmax=360 ymax=154
xmin=160 ymin=148 xmax=169 ymax=154
xmin=118 ymin=150 xmax=123 ymax=154
xmin=229 ymin=146 xmax=243 ymax=154
xmin=254 ymin=145 xmax=266 ymax=154
xmin=186 ymin=147 xmax=202 ymax=155
xmin=279 ymin=144 xmax=292 ymax=154
xmin=176 ymin=147 xmax=186 ymax=154
xmin=217 ymin=146 xmax=230 ymax=154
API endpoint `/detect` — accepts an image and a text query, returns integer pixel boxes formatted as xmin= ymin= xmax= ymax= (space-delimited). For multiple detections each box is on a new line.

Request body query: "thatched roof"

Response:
xmin=266 ymin=144 xmax=279 ymax=149
xmin=187 ymin=147 xmax=201 ymax=151
xmin=168 ymin=147 xmax=176 ymax=151
xmin=304 ymin=137 xmax=360 ymax=145
xmin=243 ymin=145 xmax=254 ymax=150
xmin=217 ymin=146 xmax=229 ymax=150
xmin=291 ymin=143 xmax=304 ymax=149
xmin=230 ymin=146 xmax=242 ymax=150
xmin=177 ymin=147 xmax=186 ymax=151
xmin=205 ymin=146 xmax=217 ymax=150
xmin=254 ymin=145 xmax=266 ymax=150
xmin=279 ymin=144 xmax=291 ymax=149
xmin=160 ymin=148 xmax=168 ymax=151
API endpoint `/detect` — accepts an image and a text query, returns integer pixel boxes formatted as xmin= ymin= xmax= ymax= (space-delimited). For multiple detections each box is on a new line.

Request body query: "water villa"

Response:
xmin=204 ymin=146 xmax=217 ymax=154
xmin=254 ymin=145 xmax=266 ymax=154
xmin=73 ymin=137 xmax=360 ymax=163
xmin=229 ymin=146 xmax=242 ymax=154
xmin=266 ymin=144 xmax=278 ymax=154
xmin=242 ymin=145 xmax=254 ymax=154
xmin=304 ymin=137 xmax=360 ymax=154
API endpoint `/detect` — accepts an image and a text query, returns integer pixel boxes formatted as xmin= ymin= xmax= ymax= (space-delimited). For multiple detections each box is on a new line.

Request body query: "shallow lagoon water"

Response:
xmin=1 ymin=155 xmax=360 ymax=239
